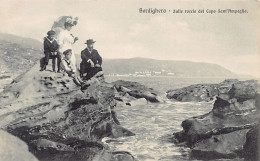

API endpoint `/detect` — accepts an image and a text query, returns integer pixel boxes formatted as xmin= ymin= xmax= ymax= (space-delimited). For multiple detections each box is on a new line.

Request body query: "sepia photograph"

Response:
xmin=0 ymin=0 xmax=259 ymax=161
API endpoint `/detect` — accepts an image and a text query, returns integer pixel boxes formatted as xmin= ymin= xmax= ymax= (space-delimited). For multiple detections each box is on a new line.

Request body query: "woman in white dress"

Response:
xmin=52 ymin=16 xmax=78 ymax=69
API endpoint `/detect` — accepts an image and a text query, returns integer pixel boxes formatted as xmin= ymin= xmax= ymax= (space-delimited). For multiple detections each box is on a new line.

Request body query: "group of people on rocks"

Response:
xmin=40 ymin=16 xmax=103 ymax=83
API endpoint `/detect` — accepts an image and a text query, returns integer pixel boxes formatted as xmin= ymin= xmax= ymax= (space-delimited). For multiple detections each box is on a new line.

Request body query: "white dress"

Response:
xmin=56 ymin=29 xmax=76 ymax=68
xmin=51 ymin=16 xmax=78 ymax=69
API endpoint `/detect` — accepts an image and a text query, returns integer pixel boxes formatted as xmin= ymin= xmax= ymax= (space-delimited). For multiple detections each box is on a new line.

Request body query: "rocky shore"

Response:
xmin=166 ymin=79 xmax=239 ymax=102
xmin=0 ymin=64 xmax=154 ymax=161
xmin=112 ymin=80 xmax=163 ymax=106
xmin=172 ymin=79 xmax=260 ymax=160
xmin=1 ymin=60 xmax=259 ymax=161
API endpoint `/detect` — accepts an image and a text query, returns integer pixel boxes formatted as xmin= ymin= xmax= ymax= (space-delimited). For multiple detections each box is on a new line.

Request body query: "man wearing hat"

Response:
xmin=80 ymin=39 xmax=103 ymax=80
xmin=40 ymin=30 xmax=61 ymax=72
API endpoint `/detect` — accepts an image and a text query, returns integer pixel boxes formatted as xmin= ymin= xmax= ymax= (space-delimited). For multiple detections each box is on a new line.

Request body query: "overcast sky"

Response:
xmin=0 ymin=0 xmax=259 ymax=77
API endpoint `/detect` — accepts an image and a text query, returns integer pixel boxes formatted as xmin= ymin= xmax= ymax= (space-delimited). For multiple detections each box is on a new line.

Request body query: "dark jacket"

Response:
xmin=43 ymin=37 xmax=59 ymax=54
xmin=80 ymin=48 xmax=102 ymax=68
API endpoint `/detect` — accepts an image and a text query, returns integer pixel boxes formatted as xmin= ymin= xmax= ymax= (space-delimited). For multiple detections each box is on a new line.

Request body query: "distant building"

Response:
xmin=167 ymin=73 xmax=175 ymax=76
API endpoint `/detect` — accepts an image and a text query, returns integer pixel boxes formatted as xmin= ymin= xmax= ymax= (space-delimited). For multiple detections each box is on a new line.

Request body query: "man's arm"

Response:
xmin=96 ymin=50 xmax=102 ymax=66
xmin=54 ymin=40 xmax=59 ymax=52
xmin=43 ymin=40 xmax=49 ymax=54
xmin=81 ymin=50 xmax=89 ymax=62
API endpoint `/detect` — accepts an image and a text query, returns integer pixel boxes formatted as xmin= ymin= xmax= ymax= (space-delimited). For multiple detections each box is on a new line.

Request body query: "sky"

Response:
xmin=0 ymin=0 xmax=259 ymax=77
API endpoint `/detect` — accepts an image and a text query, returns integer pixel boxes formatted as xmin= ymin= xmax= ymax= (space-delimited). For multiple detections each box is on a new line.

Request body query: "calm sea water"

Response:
xmin=103 ymin=76 xmax=226 ymax=161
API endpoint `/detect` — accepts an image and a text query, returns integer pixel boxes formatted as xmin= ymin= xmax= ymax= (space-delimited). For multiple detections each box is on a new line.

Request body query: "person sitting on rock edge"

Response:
xmin=80 ymin=39 xmax=103 ymax=80
xmin=60 ymin=49 xmax=83 ymax=86
xmin=40 ymin=30 xmax=61 ymax=72
xmin=60 ymin=49 xmax=76 ymax=76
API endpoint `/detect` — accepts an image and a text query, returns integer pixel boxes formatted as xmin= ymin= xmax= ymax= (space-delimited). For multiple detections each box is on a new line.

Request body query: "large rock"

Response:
xmin=0 ymin=64 xmax=135 ymax=161
xmin=191 ymin=129 xmax=249 ymax=160
xmin=112 ymin=80 xmax=163 ymax=104
xmin=0 ymin=130 xmax=38 ymax=161
xmin=173 ymin=80 xmax=260 ymax=160
xmin=243 ymin=125 xmax=260 ymax=161
xmin=166 ymin=79 xmax=239 ymax=102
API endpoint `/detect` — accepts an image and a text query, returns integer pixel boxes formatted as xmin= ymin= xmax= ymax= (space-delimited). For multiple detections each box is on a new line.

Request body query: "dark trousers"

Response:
xmin=87 ymin=67 xmax=102 ymax=79
xmin=80 ymin=65 xmax=102 ymax=80
xmin=40 ymin=52 xmax=61 ymax=71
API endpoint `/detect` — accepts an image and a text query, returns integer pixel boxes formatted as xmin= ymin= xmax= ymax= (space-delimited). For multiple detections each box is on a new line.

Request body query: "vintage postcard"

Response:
xmin=0 ymin=0 xmax=259 ymax=161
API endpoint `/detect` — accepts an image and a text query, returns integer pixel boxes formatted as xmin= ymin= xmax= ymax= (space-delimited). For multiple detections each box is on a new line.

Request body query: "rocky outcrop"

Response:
xmin=173 ymin=80 xmax=260 ymax=160
xmin=166 ymin=79 xmax=239 ymax=102
xmin=112 ymin=80 xmax=163 ymax=105
xmin=0 ymin=64 xmax=135 ymax=161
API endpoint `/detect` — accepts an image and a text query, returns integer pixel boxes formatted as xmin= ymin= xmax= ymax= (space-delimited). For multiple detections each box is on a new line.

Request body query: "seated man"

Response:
xmin=40 ymin=30 xmax=61 ymax=72
xmin=80 ymin=39 xmax=103 ymax=80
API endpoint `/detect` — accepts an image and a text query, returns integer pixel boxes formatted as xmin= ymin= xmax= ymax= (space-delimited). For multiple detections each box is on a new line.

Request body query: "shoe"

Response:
xmin=40 ymin=65 xmax=46 ymax=71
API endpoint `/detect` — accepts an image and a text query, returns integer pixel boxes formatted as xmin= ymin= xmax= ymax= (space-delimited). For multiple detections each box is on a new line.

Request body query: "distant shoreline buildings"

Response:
xmin=107 ymin=70 xmax=176 ymax=77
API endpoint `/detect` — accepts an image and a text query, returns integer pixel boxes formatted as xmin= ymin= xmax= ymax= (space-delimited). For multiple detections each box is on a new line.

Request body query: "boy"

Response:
xmin=60 ymin=49 xmax=77 ymax=77
xmin=61 ymin=49 xmax=83 ymax=86
xmin=40 ymin=30 xmax=61 ymax=72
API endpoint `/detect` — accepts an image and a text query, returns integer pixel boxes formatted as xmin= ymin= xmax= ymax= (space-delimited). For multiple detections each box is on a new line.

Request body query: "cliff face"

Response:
xmin=173 ymin=80 xmax=260 ymax=160
xmin=0 ymin=64 xmax=135 ymax=161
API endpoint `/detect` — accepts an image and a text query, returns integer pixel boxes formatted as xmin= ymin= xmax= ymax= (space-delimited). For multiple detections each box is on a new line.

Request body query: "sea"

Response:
xmin=103 ymin=76 xmax=243 ymax=161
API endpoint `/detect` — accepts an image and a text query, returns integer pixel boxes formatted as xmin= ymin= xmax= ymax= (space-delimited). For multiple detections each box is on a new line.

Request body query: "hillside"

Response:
xmin=0 ymin=33 xmax=43 ymax=91
xmin=101 ymin=57 xmax=237 ymax=78
xmin=0 ymin=33 xmax=43 ymax=74
xmin=0 ymin=33 xmax=42 ymax=49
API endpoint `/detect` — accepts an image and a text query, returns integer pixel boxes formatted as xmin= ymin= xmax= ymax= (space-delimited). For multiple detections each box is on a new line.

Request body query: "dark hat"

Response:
xmin=47 ymin=30 xmax=56 ymax=36
xmin=85 ymin=39 xmax=96 ymax=44
xmin=63 ymin=49 xmax=72 ymax=55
